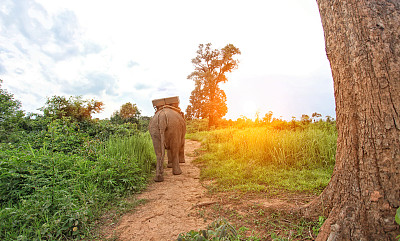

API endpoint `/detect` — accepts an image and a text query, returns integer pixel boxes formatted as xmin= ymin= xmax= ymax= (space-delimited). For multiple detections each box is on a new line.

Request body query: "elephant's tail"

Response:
xmin=160 ymin=128 xmax=166 ymax=169
xmin=158 ymin=109 xmax=168 ymax=168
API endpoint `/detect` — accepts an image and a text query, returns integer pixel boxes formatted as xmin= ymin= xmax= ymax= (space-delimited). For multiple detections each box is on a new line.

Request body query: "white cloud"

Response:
xmin=1 ymin=0 xmax=335 ymax=120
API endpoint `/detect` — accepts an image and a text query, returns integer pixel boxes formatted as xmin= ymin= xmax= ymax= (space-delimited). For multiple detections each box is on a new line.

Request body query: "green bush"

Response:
xmin=0 ymin=84 xmax=157 ymax=239
xmin=177 ymin=219 xmax=238 ymax=241
xmin=79 ymin=119 xmax=139 ymax=141
xmin=193 ymin=126 xmax=337 ymax=193
xmin=0 ymin=132 xmax=156 ymax=240
xmin=396 ymin=207 xmax=400 ymax=240
xmin=186 ymin=119 xmax=209 ymax=134
xmin=201 ymin=127 xmax=336 ymax=169
xmin=0 ymin=84 xmax=25 ymax=143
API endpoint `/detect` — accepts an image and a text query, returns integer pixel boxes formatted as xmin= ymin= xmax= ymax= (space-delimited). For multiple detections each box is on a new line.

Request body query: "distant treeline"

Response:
xmin=186 ymin=111 xmax=336 ymax=134
xmin=0 ymin=83 xmax=156 ymax=240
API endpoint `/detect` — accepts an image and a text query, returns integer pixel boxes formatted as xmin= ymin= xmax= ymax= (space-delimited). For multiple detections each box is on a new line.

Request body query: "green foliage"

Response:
xmin=0 ymin=87 xmax=156 ymax=240
xmin=201 ymin=126 xmax=336 ymax=168
xmin=177 ymin=219 xmax=239 ymax=241
xmin=187 ymin=110 xmax=336 ymax=133
xmin=0 ymin=132 xmax=156 ymax=240
xmin=110 ymin=102 xmax=141 ymax=125
xmin=188 ymin=202 xmax=329 ymax=240
xmin=95 ymin=132 xmax=157 ymax=192
xmin=0 ymin=83 xmax=25 ymax=143
xmin=78 ymin=119 xmax=139 ymax=141
xmin=40 ymin=95 xmax=103 ymax=122
xmin=396 ymin=207 xmax=400 ymax=240
xmin=312 ymin=216 xmax=326 ymax=237
xmin=48 ymin=117 xmax=89 ymax=153
xmin=138 ymin=116 xmax=151 ymax=132
xmin=191 ymin=124 xmax=336 ymax=193
xmin=186 ymin=118 xmax=209 ymax=134
xmin=271 ymin=215 xmax=326 ymax=240
xmin=0 ymin=147 xmax=93 ymax=240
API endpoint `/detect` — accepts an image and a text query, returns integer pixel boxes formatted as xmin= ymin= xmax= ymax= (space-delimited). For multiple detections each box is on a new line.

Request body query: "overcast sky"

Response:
xmin=0 ymin=0 xmax=335 ymax=120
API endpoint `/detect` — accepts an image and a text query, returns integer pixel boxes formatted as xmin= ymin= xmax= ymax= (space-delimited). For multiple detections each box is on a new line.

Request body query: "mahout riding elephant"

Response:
xmin=149 ymin=107 xmax=186 ymax=182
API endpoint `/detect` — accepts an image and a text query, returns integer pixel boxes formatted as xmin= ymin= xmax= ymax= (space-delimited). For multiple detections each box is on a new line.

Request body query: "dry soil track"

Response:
xmin=105 ymin=139 xmax=212 ymax=241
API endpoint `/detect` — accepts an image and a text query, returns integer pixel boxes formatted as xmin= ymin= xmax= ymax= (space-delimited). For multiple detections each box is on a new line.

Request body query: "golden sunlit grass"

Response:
xmin=188 ymin=123 xmax=337 ymax=194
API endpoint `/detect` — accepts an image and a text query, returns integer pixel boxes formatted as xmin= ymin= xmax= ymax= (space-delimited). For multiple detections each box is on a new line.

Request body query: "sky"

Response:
xmin=0 ymin=0 xmax=335 ymax=120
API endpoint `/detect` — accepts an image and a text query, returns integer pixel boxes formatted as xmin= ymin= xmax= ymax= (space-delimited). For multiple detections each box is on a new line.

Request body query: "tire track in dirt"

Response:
xmin=107 ymin=139 xmax=212 ymax=241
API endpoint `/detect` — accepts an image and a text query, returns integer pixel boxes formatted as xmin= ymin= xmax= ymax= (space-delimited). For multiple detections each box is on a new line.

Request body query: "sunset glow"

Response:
xmin=0 ymin=0 xmax=334 ymax=120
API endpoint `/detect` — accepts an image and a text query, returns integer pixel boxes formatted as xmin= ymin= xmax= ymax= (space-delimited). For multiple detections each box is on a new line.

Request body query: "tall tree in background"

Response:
xmin=186 ymin=85 xmax=204 ymax=120
xmin=41 ymin=96 xmax=103 ymax=122
xmin=111 ymin=102 xmax=141 ymax=124
xmin=303 ymin=1 xmax=400 ymax=240
xmin=120 ymin=102 xmax=140 ymax=120
xmin=0 ymin=80 xmax=24 ymax=142
xmin=186 ymin=43 xmax=240 ymax=127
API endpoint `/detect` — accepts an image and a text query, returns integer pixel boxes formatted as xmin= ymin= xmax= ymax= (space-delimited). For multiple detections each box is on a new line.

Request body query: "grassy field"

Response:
xmin=187 ymin=123 xmax=337 ymax=194
xmin=181 ymin=120 xmax=337 ymax=240
xmin=1 ymin=83 xmax=338 ymax=240
xmin=0 ymin=132 xmax=155 ymax=240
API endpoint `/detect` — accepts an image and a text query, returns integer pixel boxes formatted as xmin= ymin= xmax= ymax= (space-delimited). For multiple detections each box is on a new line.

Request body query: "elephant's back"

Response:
xmin=149 ymin=108 xmax=185 ymax=129
xmin=164 ymin=108 xmax=185 ymax=126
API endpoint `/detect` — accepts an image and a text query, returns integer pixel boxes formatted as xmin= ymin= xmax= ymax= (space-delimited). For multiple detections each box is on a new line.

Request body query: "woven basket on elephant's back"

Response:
xmin=152 ymin=96 xmax=180 ymax=110
xmin=152 ymin=96 xmax=184 ymax=118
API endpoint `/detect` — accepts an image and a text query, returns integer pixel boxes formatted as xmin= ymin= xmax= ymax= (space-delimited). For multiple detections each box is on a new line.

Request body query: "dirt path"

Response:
xmin=106 ymin=139 xmax=212 ymax=241
xmin=102 ymin=139 xmax=318 ymax=240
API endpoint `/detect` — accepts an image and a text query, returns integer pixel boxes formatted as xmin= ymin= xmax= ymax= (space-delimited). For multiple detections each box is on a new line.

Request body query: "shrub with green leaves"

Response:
xmin=0 ymin=84 xmax=157 ymax=240
xmin=0 ymin=83 xmax=25 ymax=143
xmin=0 ymin=132 xmax=156 ymax=240
xmin=177 ymin=219 xmax=239 ymax=241
xmin=192 ymin=126 xmax=336 ymax=193
xmin=396 ymin=207 xmax=400 ymax=241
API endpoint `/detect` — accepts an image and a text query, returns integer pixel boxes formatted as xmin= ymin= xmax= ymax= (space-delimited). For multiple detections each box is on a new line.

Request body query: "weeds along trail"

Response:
xmin=102 ymin=130 xmax=329 ymax=240
xmin=105 ymin=139 xmax=212 ymax=241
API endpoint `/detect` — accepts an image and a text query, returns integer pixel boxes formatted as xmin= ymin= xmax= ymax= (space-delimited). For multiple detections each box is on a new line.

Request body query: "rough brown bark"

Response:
xmin=302 ymin=1 xmax=400 ymax=240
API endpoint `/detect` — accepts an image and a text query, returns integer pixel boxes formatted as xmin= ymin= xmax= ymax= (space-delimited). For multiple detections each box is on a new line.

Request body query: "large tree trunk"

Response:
xmin=302 ymin=1 xmax=400 ymax=240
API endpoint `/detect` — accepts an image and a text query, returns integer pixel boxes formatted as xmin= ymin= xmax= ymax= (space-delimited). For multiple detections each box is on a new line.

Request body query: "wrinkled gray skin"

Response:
xmin=149 ymin=107 xmax=186 ymax=182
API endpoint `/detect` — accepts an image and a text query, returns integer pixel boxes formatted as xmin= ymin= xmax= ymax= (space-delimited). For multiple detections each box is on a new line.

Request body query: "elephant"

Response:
xmin=149 ymin=106 xmax=186 ymax=182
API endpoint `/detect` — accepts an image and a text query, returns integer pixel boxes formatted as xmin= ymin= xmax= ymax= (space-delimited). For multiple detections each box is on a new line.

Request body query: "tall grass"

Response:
xmin=98 ymin=132 xmax=156 ymax=179
xmin=190 ymin=126 xmax=337 ymax=193
xmin=0 ymin=133 xmax=156 ymax=240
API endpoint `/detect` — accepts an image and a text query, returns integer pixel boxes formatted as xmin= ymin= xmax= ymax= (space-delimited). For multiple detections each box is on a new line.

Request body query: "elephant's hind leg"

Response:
xmin=152 ymin=137 xmax=165 ymax=182
xmin=167 ymin=150 xmax=173 ymax=168
xmin=154 ymin=154 xmax=164 ymax=182
xmin=179 ymin=143 xmax=185 ymax=163
xmin=169 ymin=148 xmax=182 ymax=175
